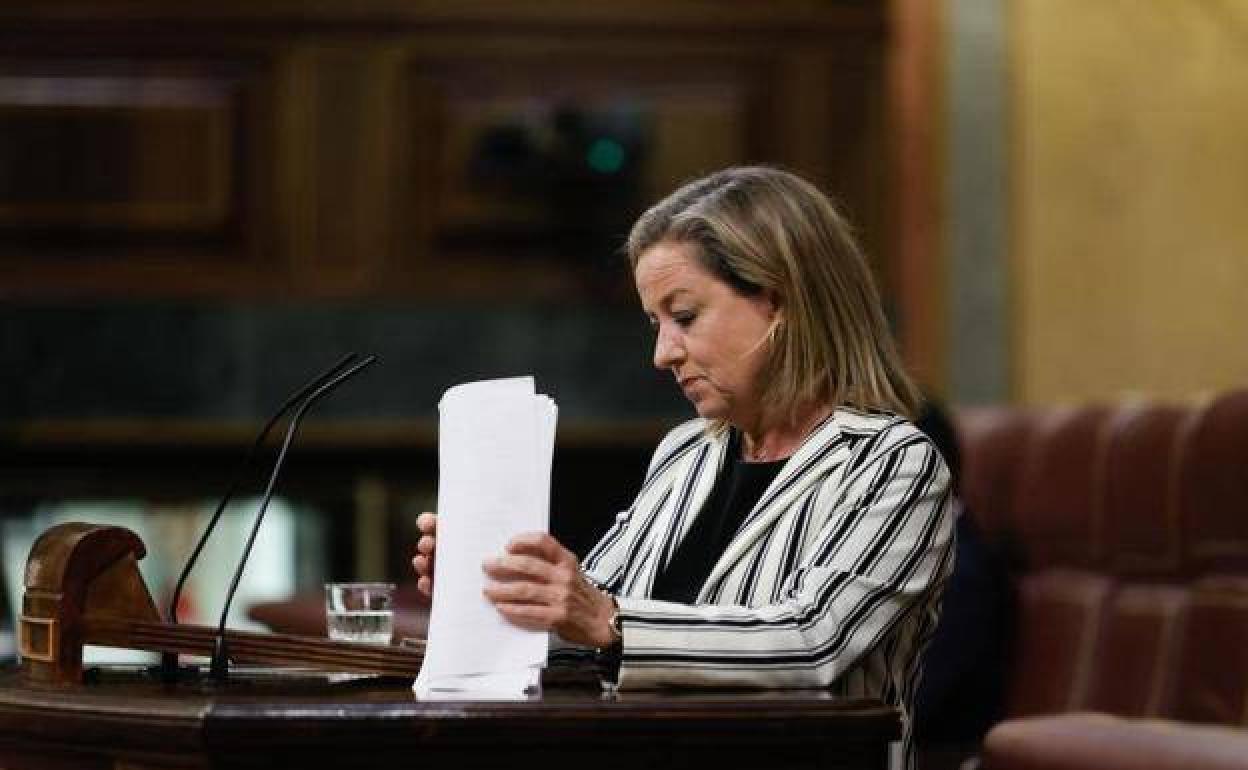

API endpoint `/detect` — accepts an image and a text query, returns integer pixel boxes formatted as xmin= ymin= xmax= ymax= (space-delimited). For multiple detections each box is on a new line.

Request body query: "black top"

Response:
xmin=650 ymin=429 xmax=787 ymax=604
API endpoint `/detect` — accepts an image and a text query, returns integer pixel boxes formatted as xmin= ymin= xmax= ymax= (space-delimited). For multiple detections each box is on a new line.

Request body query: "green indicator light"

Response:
xmin=586 ymin=138 xmax=626 ymax=174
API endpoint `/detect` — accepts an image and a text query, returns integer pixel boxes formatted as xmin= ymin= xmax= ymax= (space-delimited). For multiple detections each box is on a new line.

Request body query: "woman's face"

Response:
xmin=635 ymin=240 xmax=778 ymax=426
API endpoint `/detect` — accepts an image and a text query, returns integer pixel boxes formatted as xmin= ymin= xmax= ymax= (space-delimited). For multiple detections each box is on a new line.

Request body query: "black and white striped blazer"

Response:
xmin=582 ymin=408 xmax=954 ymax=754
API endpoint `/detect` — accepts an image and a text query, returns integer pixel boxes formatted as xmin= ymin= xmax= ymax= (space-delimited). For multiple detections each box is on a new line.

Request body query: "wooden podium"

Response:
xmin=0 ymin=666 xmax=900 ymax=770
xmin=3 ymin=522 xmax=900 ymax=769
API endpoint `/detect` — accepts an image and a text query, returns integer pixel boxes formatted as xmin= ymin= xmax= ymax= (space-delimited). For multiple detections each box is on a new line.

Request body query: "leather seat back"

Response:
xmin=1011 ymin=406 xmax=1113 ymax=569
xmin=1006 ymin=569 xmax=1113 ymax=717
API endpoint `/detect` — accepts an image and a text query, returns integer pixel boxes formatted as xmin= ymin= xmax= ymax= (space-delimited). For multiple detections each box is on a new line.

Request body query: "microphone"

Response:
xmin=167 ymin=353 xmax=361 ymax=628
xmin=208 ymin=353 xmax=377 ymax=681
xmin=156 ymin=353 xmax=375 ymax=682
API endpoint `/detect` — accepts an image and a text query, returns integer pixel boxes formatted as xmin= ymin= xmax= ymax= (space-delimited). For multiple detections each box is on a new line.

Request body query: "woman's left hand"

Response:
xmin=482 ymin=532 xmax=618 ymax=649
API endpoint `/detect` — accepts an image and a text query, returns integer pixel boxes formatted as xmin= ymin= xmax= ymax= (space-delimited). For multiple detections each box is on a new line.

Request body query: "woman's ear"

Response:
xmin=764 ymin=289 xmax=783 ymax=321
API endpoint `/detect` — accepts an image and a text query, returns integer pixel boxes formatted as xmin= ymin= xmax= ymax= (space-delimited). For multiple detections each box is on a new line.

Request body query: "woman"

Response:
xmin=412 ymin=166 xmax=952 ymax=767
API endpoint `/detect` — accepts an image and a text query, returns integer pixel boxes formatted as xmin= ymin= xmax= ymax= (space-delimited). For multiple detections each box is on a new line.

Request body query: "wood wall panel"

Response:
xmin=0 ymin=68 xmax=244 ymax=232
xmin=887 ymin=0 xmax=946 ymax=390
xmin=291 ymin=48 xmax=402 ymax=296
xmin=0 ymin=2 xmax=917 ymax=317
xmin=0 ymin=56 xmax=279 ymax=297
xmin=395 ymin=48 xmax=768 ymax=302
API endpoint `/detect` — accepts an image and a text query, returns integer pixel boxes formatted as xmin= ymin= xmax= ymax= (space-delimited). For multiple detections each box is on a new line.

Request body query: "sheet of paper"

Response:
xmin=414 ymin=376 xmax=557 ymax=698
xmin=414 ymin=669 xmax=542 ymax=700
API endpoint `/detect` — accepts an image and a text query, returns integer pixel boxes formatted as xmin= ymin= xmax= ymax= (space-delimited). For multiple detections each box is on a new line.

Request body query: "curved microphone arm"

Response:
xmin=209 ymin=354 xmax=378 ymax=681
xmin=166 ymin=353 xmax=361 ymax=627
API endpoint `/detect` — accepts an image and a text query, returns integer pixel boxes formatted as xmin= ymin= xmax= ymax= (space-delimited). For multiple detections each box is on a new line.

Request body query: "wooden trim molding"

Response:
xmin=887 ymin=0 xmax=947 ymax=393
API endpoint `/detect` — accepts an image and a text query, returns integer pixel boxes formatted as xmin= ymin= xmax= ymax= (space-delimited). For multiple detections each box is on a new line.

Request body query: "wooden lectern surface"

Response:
xmin=0 ymin=665 xmax=900 ymax=770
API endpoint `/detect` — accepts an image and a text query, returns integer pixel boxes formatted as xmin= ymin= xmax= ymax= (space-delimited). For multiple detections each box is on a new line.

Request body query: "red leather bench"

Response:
xmin=956 ymin=389 xmax=1248 ymax=770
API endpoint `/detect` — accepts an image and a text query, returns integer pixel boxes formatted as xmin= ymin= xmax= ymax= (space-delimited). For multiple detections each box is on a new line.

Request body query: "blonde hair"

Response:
xmin=627 ymin=166 xmax=921 ymax=421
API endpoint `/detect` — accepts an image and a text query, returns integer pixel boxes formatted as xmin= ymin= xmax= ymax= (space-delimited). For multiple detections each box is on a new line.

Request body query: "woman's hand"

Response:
xmin=410 ymin=511 xmax=437 ymax=603
xmin=483 ymin=532 xmax=618 ymax=649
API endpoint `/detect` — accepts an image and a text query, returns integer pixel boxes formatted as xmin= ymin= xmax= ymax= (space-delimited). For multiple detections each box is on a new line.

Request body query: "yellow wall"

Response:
xmin=1012 ymin=0 xmax=1248 ymax=403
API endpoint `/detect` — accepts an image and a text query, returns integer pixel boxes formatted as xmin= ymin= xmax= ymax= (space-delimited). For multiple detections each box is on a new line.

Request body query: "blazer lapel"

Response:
xmin=699 ymin=415 xmax=849 ymax=596
xmin=623 ymin=429 xmax=728 ymax=597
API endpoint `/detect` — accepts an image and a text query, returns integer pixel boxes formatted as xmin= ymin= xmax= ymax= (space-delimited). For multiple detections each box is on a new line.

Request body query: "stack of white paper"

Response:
xmin=413 ymin=377 xmax=557 ymax=699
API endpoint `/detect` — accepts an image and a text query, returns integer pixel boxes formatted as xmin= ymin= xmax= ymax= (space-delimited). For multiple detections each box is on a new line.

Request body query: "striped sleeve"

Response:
xmin=613 ymin=432 xmax=953 ymax=689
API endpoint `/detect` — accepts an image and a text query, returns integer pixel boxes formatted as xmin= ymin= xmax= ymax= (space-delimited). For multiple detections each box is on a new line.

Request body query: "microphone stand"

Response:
xmin=156 ymin=353 xmax=373 ymax=683
xmin=209 ymin=355 xmax=377 ymax=682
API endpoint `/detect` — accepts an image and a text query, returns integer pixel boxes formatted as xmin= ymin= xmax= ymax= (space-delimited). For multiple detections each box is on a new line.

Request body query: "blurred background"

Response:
xmin=0 ymin=0 xmax=1245 ymax=661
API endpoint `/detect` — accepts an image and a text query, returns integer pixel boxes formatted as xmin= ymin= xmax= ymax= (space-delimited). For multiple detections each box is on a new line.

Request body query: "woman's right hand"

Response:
xmin=411 ymin=511 xmax=437 ymax=603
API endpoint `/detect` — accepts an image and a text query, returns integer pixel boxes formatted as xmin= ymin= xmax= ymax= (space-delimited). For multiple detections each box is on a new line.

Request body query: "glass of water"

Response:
xmin=325 ymin=582 xmax=395 ymax=644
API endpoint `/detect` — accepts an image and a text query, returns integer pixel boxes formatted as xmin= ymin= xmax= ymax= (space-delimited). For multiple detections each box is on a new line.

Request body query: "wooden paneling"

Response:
xmin=395 ymin=46 xmax=769 ymax=302
xmin=0 ymin=64 xmax=252 ymax=231
xmin=887 ymin=0 xmax=946 ymax=388
xmin=0 ymin=76 xmax=233 ymax=230
xmin=0 ymin=56 xmax=279 ymax=296
xmin=0 ymin=1 xmax=904 ymax=308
